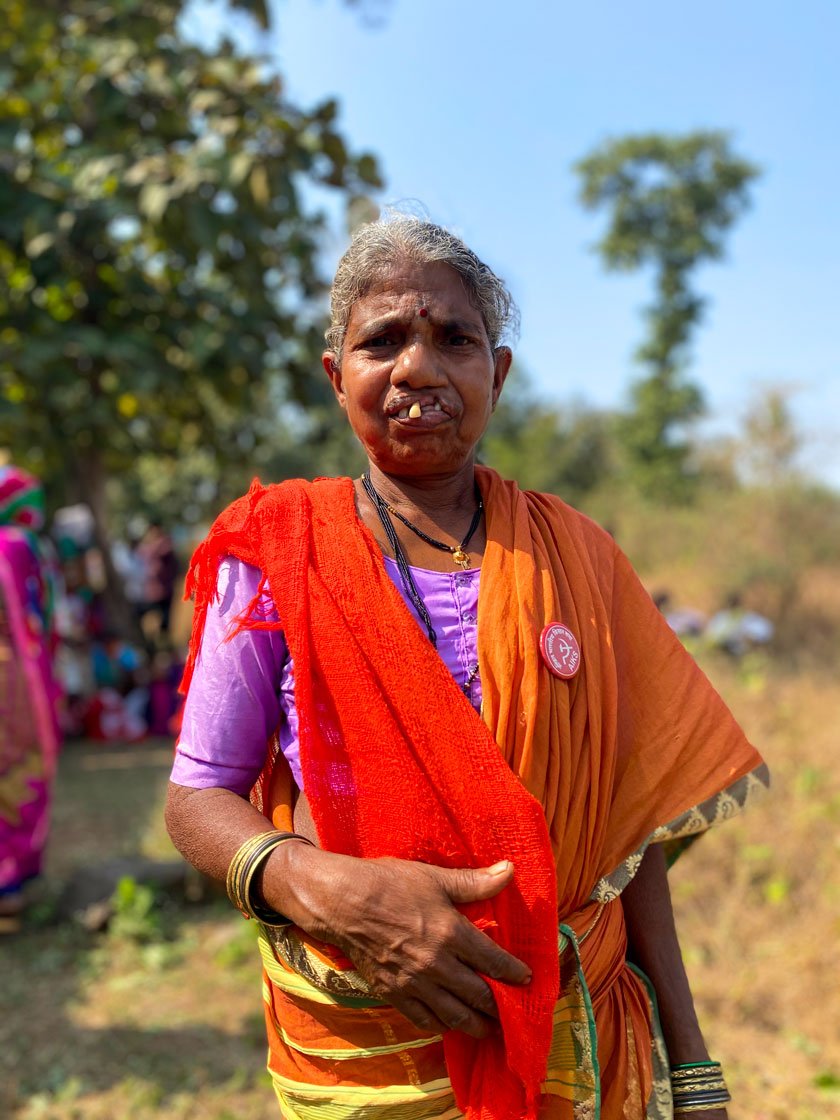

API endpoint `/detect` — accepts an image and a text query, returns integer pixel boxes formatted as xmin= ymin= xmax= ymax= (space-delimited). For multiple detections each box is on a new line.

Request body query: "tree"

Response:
xmin=0 ymin=0 xmax=381 ymax=629
xmin=739 ymin=386 xmax=802 ymax=489
xmin=575 ymin=131 xmax=759 ymax=502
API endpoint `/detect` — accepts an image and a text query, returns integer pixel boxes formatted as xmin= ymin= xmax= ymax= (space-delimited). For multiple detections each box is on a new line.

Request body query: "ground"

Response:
xmin=1 ymin=656 xmax=839 ymax=1120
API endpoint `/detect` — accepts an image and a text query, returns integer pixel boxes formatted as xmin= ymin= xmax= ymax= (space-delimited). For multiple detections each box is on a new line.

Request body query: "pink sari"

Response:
xmin=0 ymin=469 xmax=61 ymax=898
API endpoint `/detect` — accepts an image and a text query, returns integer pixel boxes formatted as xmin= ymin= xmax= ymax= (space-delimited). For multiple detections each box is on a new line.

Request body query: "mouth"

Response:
xmin=386 ymin=395 xmax=453 ymax=425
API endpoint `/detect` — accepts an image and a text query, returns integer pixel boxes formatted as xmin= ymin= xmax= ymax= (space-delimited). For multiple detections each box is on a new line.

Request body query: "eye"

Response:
xmin=445 ymin=331 xmax=480 ymax=349
xmin=363 ymin=331 xmax=400 ymax=350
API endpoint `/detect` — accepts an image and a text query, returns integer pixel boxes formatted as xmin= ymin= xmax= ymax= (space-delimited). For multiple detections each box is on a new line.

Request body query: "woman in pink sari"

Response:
xmin=0 ymin=466 xmax=61 ymax=932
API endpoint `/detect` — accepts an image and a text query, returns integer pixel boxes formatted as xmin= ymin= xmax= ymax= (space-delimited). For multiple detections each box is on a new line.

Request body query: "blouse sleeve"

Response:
xmin=170 ymin=556 xmax=287 ymax=796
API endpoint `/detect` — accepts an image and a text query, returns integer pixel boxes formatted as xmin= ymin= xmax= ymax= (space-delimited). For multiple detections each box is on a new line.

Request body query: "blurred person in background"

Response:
xmin=165 ymin=216 xmax=768 ymax=1119
xmin=705 ymin=592 xmax=774 ymax=658
xmin=652 ymin=590 xmax=708 ymax=640
xmin=136 ymin=519 xmax=178 ymax=642
xmin=52 ymin=551 xmax=97 ymax=736
xmin=112 ymin=527 xmax=147 ymax=616
xmin=0 ymin=466 xmax=61 ymax=933
xmin=147 ymin=646 xmax=185 ymax=738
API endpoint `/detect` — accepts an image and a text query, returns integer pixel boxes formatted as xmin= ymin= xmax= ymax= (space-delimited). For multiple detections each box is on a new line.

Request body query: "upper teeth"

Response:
xmin=396 ymin=401 xmax=443 ymax=419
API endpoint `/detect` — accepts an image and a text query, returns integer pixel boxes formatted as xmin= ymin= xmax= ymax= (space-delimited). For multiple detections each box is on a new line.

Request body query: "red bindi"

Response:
xmin=418 ymin=307 xmax=429 ymax=317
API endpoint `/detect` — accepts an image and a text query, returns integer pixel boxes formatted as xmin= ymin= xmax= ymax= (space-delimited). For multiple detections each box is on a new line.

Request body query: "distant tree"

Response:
xmin=739 ymin=386 xmax=802 ymax=488
xmin=0 ymin=0 xmax=380 ymax=628
xmin=575 ymin=131 xmax=759 ymax=502
xmin=728 ymin=391 xmax=838 ymax=653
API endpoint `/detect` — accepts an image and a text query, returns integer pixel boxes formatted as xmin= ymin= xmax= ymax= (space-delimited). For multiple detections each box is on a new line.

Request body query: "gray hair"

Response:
xmin=326 ymin=215 xmax=519 ymax=360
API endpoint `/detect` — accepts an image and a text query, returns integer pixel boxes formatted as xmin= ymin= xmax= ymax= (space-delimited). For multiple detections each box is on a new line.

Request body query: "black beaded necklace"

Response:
xmin=382 ymin=493 xmax=484 ymax=570
xmin=361 ymin=472 xmax=482 ymax=699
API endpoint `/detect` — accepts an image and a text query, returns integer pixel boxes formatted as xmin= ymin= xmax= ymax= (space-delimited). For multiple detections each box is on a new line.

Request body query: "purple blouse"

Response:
xmin=171 ymin=555 xmax=482 ymax=795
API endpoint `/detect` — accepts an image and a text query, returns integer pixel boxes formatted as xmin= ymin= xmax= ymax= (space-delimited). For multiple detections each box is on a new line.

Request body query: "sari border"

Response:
xmin=590 ymin=762 xmax=770 ymax=903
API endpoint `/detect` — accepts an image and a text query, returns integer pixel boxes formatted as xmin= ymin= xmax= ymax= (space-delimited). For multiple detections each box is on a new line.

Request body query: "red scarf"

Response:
xmin=184 ymin=475 xmax=559 ymax=1118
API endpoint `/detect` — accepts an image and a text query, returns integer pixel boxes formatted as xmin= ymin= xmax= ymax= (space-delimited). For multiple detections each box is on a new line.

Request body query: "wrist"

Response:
xmin=259 ymin=839 xmax=326 ymax=929
xmin=225 ymin=831 xmax=316 ymax=926
xmin=660 ymin=1014 xmax=710 ymax=1068
xmin=667 ymin=1042 xmax=711 ymax=1067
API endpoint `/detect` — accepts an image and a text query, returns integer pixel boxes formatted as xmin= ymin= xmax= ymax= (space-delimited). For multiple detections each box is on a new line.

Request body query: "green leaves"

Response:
xmin=0 ymin=0 xmax=381 ymax=531
xmin=576 ymin=132 xmax=758 ymax=273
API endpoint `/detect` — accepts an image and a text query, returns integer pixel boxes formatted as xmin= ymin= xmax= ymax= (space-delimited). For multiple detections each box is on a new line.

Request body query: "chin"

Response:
xmin=372 ymin=445 xmax=472 ymax=478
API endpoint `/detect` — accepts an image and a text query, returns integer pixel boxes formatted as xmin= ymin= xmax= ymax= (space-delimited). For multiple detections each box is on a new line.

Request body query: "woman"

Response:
xmin=166 ymin=217 xmax=768 ymax=1119
xmin=0 ymin=466 xmax=62 ymax=932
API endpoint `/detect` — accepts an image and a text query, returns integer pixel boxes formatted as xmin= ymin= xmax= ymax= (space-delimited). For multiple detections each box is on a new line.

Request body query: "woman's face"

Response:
xmin=323 ymin=260 xmax=511 ymax=480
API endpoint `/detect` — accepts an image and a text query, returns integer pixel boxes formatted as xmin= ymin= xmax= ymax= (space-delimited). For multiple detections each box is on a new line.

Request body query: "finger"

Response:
xmin=420 ymin=986 xmax=496 ymax=1039
xmin=431 ymin=958 xmax=499 ymax=1017
xmin=390 ymin=996 xmax=449 ymax=1038
xmin=454 ymin=916 xmax=532 ymax=986
xmin=433 ymin=861 xmax=515 ymax=905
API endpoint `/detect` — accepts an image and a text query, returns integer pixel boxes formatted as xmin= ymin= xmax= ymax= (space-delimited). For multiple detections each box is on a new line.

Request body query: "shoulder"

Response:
xmin=211 ymin=475 xmax=352 ymax=529
xmin=532 ymin=493 xmax=625 ymax=602
xmin=187 ymin=476 xmax=355 ymax=584
xmin=478 ymin=465 xmax=619 ymax=563
xmin=517 ymin=480 xmax=621 ymax=568
xmin=528 ymin=489 xmax=615 ymax=552
xmin=215 ymin=554 xmax=264 ymax=599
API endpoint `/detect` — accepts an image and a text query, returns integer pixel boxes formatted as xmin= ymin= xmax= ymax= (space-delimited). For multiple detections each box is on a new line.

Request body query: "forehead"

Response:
xmin=347 ymin=260 xmax=484 ymax=329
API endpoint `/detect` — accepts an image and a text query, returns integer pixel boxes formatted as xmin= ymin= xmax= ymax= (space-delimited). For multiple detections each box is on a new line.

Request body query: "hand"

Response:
xmin=266 ymin=846 xmax=532 ymax=1039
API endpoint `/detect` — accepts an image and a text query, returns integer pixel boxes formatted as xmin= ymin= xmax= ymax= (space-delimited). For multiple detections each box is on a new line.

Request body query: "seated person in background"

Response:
xmin=705 ymin=592 xmax=774 ymax=657
xmin=652 ymin=589 xmax=707 ymax=638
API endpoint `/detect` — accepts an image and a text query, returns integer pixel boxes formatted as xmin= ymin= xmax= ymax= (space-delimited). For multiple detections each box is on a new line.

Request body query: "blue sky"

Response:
xmin=188 ymin=0 xmax=840 ymax=485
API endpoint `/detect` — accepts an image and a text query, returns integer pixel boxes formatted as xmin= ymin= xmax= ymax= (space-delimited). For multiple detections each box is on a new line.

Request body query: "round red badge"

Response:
xmin=539 ymin=623 xmax=581 ymax=680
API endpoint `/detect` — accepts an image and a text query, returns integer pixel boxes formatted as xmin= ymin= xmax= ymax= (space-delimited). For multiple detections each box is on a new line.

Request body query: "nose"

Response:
xmin=390 ymin=338 xmax=447 ymax=388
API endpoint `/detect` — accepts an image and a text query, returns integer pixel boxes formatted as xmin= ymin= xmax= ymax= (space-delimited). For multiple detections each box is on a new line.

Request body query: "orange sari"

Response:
xmin=183 ymin=469 xmax=768 ymax=1120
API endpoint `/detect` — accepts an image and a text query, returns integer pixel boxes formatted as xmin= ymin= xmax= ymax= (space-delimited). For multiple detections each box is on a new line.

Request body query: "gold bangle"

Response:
xmin=225 ymin=831 xmax=276 ymax=910
xmin=671 ymin=1060 xmax=730 ymax=1113
xmin=673 ymin=1104 xmax=731 ymax=1115
xmin=226 ymin=830 xmax=313 ymax=927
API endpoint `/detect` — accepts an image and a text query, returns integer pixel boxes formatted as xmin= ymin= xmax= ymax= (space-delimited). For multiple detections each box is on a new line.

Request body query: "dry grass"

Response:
xmin=669 ymin=657 xmax=840 ymax=1119
xmin=1 ymin=660 xmax=839 ymax=1119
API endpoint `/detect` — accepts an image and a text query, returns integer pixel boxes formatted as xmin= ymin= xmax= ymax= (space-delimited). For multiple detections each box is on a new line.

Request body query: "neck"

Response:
xmin=365 ymin=460 xmax=478 ymax=517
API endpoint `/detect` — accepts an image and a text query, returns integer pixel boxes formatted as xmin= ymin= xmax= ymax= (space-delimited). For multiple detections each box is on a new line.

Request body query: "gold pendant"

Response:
xmin=452 ymin=548 xmax=470 ymax=569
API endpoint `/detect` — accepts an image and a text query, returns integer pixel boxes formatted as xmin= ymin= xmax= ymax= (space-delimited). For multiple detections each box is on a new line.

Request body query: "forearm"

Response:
xmin=166 ymin=781 xmax=273 ymax=879
xmin=621 ymin=843 xmax=710 ymax=1065
xmin=164 ymin=780 xmax=531 ymax=1039
xmin=164 ymin=781 xmax=312 ymax=922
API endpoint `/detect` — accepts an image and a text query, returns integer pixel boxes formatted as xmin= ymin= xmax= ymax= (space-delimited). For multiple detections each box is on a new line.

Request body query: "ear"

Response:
xmin=491 ymin=346 xmax=513 ymax=410
xmin=322 ymin=351 xmax=347 ymax=409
